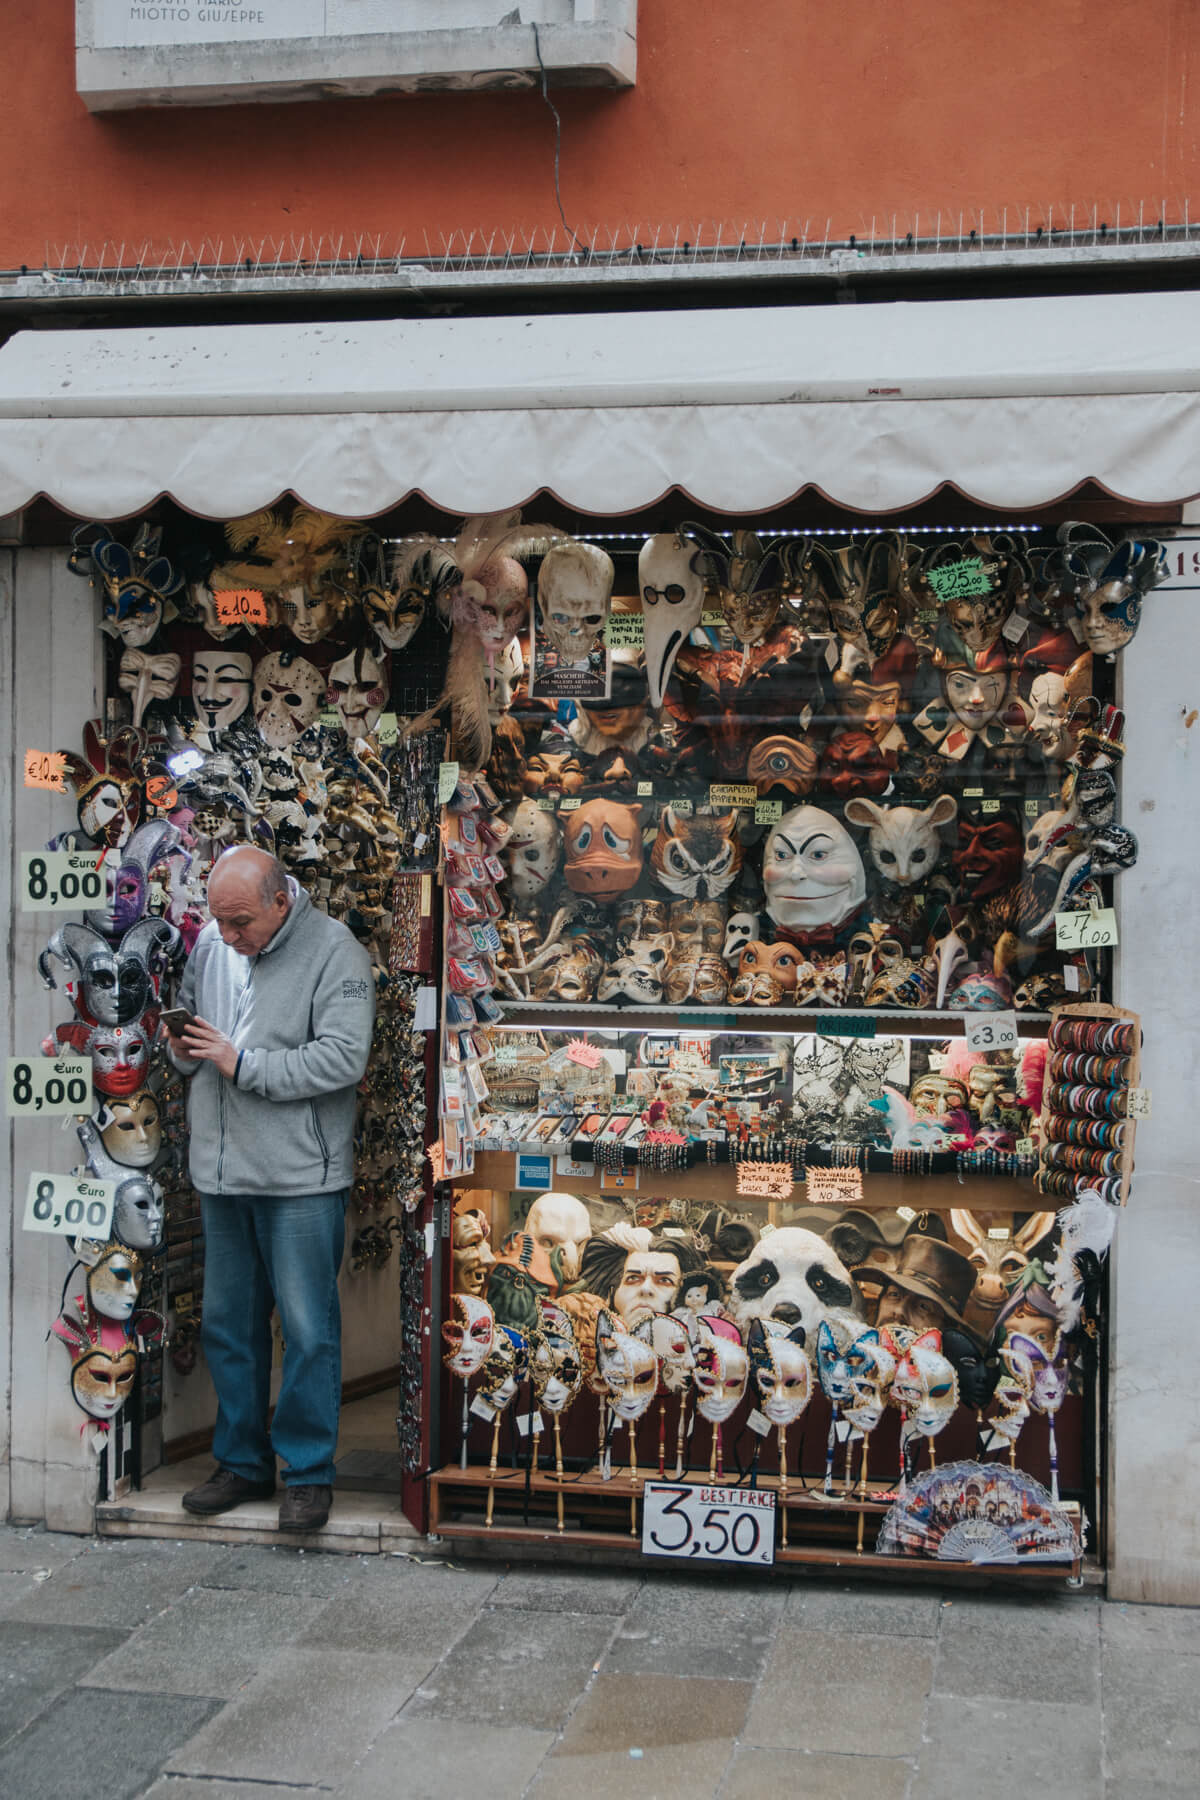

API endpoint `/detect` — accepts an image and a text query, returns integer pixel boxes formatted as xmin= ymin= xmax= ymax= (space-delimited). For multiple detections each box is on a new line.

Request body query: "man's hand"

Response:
xmin=179 ymin=1016 xmax=239 ymax=1080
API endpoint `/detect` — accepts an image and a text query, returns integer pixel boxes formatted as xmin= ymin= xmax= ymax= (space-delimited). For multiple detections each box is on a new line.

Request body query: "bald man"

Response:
xmin=167 ymin=846 xmax=374 ymax=1533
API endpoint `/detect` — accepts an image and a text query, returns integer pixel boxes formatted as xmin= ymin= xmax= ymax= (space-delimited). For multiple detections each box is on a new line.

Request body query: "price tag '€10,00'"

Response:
xmin=23 ymin=1171 xmax=115 ymax=1240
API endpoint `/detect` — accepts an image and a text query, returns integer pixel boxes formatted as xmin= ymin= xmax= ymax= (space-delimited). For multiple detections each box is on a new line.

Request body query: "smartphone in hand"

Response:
xmin=161 ymin=1007 xmax=196 ymax=1036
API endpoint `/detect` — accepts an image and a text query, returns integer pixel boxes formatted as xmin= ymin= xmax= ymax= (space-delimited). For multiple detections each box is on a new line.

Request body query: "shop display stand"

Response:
xmin=1037 ymin=1001 xmax=1141 ymax=1207
xmin=428 ymin=1462 xmax=1083 ymax=1581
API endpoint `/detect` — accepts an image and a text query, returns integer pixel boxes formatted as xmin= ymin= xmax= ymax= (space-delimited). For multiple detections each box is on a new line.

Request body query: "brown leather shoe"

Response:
xmin=279 ymin=1484 xmax=333 ymax=1533
xmin=182 ymin=1467 xmax=276 ymax=1516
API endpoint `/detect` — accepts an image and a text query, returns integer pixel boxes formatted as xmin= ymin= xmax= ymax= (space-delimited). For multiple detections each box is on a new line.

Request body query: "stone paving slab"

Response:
xmin=1102 ymin=1599 xmax=1200 ymax=1654
xmin=1101 ymin=1644 xmax=1200 ymax=1792
xmin=0 ymin=1620 xmax=130 ymax=1749
xmin=0 ymin=1686 xmax=220 ymax=1800
xmin=3 ymin=1538 xmax=234 ymax=1631
xmin=745 ymin=1625 xmax=934 ymax=1756
xmin=532 ymin=1671 xmax=751 ymax=1800
xmin=295 ymin=1558 xmax=499 ymax=1659
xmin=488 ymin=1566 xmax=644 ymax=1614
xmin=784 ymin=1578 xmax=944 ymax=1637
xmin=935 ymin=1591 xmax=1101 ymax=1706
xmin=0 ymin=1529 xmax=95 ymax=1574
xmin=913 ymin=1695 xmax=1103 ymax=1800
xmin=601 ymin=1575 xmax=785 ymax=1681
xmin=719 ymin=1745 xmax=913 ymax=1800
xmin=167 ymin=1647 xmax=422 ymax=1786
xmin=80 ymin=1584 xmax=329 ymax=1698
xmin=403 ymin=1605 xmax=617 ymax=1731
xmin=335 ymin=1717 xmax=555 ymax=1800
xmin=143 ymin=1782 xmax=319 ymax=1800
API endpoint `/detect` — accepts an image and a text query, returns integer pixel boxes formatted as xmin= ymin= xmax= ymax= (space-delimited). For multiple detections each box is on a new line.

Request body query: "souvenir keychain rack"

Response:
xmin=1037 ymin=1002 xmax=1141 ymax=1207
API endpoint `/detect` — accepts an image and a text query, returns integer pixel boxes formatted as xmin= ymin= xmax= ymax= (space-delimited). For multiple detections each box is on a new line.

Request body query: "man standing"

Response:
xmin=167 ymin=845 xmax=374 ymax=1532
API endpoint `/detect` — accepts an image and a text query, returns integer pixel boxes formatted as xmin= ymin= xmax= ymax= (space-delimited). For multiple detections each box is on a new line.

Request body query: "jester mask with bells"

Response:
xmin=1060 ymin=523 xmax=1163 ymax=658
xmin=595 ymin=1309 xmax=660 ymax=1421
xmin=191 ymin=649 xmax=254 ymax=737
xmin=650 ymin=808 xmax=743 ymax=900
xmin=50 ymin=1311 xmax=138 ymax=1424
xmin=77 ymin=1119 xmax=165 ymax=1250
xmin=85 ymin=820 xmax=184 ymax=942
xmin=638 ymin=533 xmax=707 ymax=708
xmin=442 ymin=1292 xmax=497 ymax=1379
xmin=59 ymin=722 xmax=146 ymax=851
xmin=891 ymin=1331 xmax=959 ymax=1438
xmin=693 ymin=1318 xmax=750 ymax=1423
xmin=531 ymin=1301 xmax=583 ymax=1415
xmin=326 ymin=645 xmax=389 ymax=739
xmin=119 ymin=650 xmax=181 ymax=730
xmin=681 ymin=524 xmax=786 ymax=647
xmin=763 ymin=805 xmax=867 ymax=935
xmin=69 ymin=522 xmax=183 ymax=648
xmin=746 ymin=1319 xmax=813 ymax=1426
xmin=253 ymin=649 xmax=325 ymax=750
xmin=40 ymin=918 xmax=177 ymax=1027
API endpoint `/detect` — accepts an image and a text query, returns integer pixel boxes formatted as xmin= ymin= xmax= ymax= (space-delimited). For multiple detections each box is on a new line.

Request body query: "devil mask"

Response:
xmin=747 ymin=1319 xmax=813 ymax=1425
xmin=639 ymin=534 xmax=706 ymax=708
xmin=763 ymin=805 xmax=867 ymax=934
xmin=563 ymin=799 xmax=644 ymax=900
xmin=952 ymin=812 xmax=1023 ymax=900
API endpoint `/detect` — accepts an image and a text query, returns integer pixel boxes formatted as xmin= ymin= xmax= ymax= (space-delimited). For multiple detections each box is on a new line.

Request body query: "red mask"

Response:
xmin=952 ymin=815 xmax=1022 ymax=898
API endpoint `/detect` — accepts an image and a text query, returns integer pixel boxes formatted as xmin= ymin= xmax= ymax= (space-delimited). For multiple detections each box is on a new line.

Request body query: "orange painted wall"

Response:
xmin=2 ymin=1 xmax=1199 ymax=269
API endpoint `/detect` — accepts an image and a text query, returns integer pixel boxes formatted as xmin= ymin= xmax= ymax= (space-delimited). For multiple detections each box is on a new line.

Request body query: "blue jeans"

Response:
xmin=199 ymin=1189 xmax=347 ymax=1488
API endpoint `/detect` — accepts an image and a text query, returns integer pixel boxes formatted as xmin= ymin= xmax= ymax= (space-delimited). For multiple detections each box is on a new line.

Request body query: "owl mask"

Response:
xmin=650 ymin=808 xmax=742 ymax=899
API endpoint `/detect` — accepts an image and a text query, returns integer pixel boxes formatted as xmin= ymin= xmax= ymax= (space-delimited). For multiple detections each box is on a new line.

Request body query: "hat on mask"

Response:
xmin=851 ymin=1235 xmax=978 ymax=1335
xmin=580 ymin=661 xmax=648 ymax=715
xmin=829 ymin=1208 xmax=947 ymax=1264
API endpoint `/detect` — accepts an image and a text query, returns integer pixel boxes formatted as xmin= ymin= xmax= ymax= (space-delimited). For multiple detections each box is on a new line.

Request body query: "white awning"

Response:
xmin=0 ymin=291 xmax=1198 ymax=518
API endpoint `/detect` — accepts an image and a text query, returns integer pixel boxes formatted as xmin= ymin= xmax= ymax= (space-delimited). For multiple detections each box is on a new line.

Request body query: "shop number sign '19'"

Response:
xmin=641 ymin=1482 xmax=776 ymax=1567
xmin=20 ymin=852 xmax=104 ymax=911
xmin=23 ymin=1172 xmax=115 ymax=1240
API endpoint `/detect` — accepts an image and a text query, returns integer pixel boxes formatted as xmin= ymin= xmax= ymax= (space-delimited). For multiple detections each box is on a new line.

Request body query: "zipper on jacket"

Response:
xmin=216 ymin=1074 xmax=226 ymax=1190
xmin=309 ymin=1100 xmax=331 ymax=1183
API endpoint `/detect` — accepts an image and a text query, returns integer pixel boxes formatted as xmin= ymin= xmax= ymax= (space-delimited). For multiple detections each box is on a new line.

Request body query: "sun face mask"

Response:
xmin=638 ymin=534 xmax=706 ymax=708
xmin=595 ymin=1309 xmax=659 ymax=1421
xmin=763 ymin=805 xmax=867 ymax=934
xmin=442 ymin=1293 xmax=497 ymax=1378
xmin=326 ymin=646 xmax=389 ymax=738
xmin=746 ymin=1319 xmax=813 ymax=1425
xmin=191 ymin=649 xmax=254 ymax=735
xmin=693 ymin=1326 xmax=750 ymax=1424
xmin=253 ymin=649 xmax=325 ymax=749
xmin=563 ymin=799 xmax=644 ymax=901
xmin=96 ymin=1089 xmax=162 ymax=1169
xmin=650 ymin=808 xmax=743 ymax=900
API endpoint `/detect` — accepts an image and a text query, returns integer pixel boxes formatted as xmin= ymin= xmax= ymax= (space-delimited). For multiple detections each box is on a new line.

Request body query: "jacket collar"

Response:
xmin=257 ymin=878 xmax=309 ymax=958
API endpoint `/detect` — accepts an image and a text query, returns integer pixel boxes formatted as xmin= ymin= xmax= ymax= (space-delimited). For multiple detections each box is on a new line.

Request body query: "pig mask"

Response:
xmin=563 ymin=800 xmax=644 ymax=901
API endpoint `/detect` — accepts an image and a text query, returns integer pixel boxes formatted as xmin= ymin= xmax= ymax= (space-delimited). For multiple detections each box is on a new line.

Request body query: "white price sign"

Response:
xmin=20 ymin=851 xmax=104 ymax=912
xmin=641 ymin=1481 xmax=776 ymax=1567
xmin=1055 ymin=908 xmax=1119 ymax=951
xmin=23 ymin=1171 xmax=115 ymax=1239
xmin=7 ymin=1057 xmax=91 ymax=1116
xmin=964 ymin=1011 xmax=1018 ymax=1053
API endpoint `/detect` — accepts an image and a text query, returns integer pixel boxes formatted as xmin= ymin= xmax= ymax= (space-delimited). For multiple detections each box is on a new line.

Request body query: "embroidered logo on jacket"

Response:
xmin=342 ymin=978 xmax=370 ymax=1000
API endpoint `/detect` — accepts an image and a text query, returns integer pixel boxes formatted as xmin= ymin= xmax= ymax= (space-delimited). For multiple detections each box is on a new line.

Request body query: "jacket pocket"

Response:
xmin=308 ymin=1100 xmax=331 ymax=1182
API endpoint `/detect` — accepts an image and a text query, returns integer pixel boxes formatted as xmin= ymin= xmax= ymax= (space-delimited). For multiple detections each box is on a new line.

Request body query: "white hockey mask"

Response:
xmin=253 ymin=650 xmax=324 ymax=749
xmin=326 ymin=645 xmax=389 ymax=738
xmin=639 ymin=534 xmax=706 ymax=708
xmin=504 ymin=799 xmax=562 ymax=903
xmin=537 ymin=542 xmax=614 ymax=663
xmin=763 ymin=805 xmax=867 ymax=932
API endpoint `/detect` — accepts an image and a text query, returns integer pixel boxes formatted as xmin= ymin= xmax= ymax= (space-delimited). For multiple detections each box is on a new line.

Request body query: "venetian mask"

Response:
xmin=731 ymin=940 xmax=804 ymax=1006
xmin=595 ymin=1310 xmax=659 ymax=1420
xmin=41 ymin=918 xmax=176 ymax=1027
xmin=952 ymin=814 xmax=1022 ymax=899
xmin=940 ymin=1326 xmax=998 ymax=1411
xmin=613 ymin=1249 xmax=682 ymax=1328
xmin=1007 ymin=1330 xmax=1069 ymax=1416
xmin=478 ymin=1327 xmax=525 ymax=1412
xmin=51 ymin=1315 xmax=139 ymax=1421
xmin=1026 ymin=657 xmax=1092 ymax=761
xmin=253 ymin=650 xmax=325 ymax=749
xmin=945 ymin=588 xmax=1009 ymax=655
xmin=373 ymin=538 xmax=456 ymax=649
xmin=84 ymin=820 xmax=182 ymax=941
xmin=693 ymin=1325 xmax=750 ymax=1423
xmin=650 ymin=809 xmax=742 ymax=900
xmin=277 ymin=582 xmax=338 ymax=646
xmin=85 ymin=1243 xmax=145 ymax=1323
xmin=989 ymin=1362 xmax=1032 ymax=1444
xmin=634 ymin=1313 xmax=696 ymax=1394
xmin=598 ymin=937 xmax=673 ymax=1004
xmin=816 ymin=1320 xmax=881 ymax=1406
xmin=503 ymin=799 xmax=563 ymax=904
xmin=537 ymin=541 xmax=614 ymax=663
xmin=722 ymin=910 xmax=761 ymax=966
xmin=91 ymin=529 xmax=182 ymax=647
xmin=639 ymin=534 xmax=706 ymax=708
xmin=746 ymin=1319 xmax=813 ymax=1426
xmin=845 ymin=1338 xmax=898 ymax=1435
xmin=909 ymin=1073 xmax=969 ymax=1118
xmin=85 ymin=1020 xmax=154 ymax=1097
xmin=191 ymin=650 xmax=254 ymax=733
xmin=668 ymin=898 xmax=726 ymax=952
xmin=525 ymin=1192 xmax=592 ymax=1285
xmin=746 ymin=735 xmax=818 ymax=797
xmin=563 ymin=799 xmax=644 ymax=900
xmin=451 ymin=1211 xmax=494 ymax=1299
xmin=326 ymin=646 xmax=389 ymax=738
xmin=96 ymin=1090 xmax=162 ymax=1169
xmin=62 ymin=724 xmax=145 ymax=851
xmin=891 ymin=1333 xmax=958 ymax=1436
xmin=1066 ymin=536 xmax=1160 ymax=656
xmin=442 ymin=1292 xmax=496 ymax=1378
xmin=531 ymin=1302 xmax=583 ymax=1414
xmin=119 ymin=651 xmax=181 ymax=729
xmin=762 ymin=805 xmax=867 ymax=933
xmin=663 ymin=950 xmax=729 ymax=1006
xmin=453 ymin=553 xmax=530 ymax=661
xmin=77 ymin=1121 xmax=166 ymax=1249
xmin=943 ymin=665 xmax=1011 ymax=732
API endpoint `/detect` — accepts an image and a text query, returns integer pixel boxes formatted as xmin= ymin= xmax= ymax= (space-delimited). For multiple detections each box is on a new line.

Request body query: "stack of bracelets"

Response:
xmin=1038 ymin=1013 xmax=1139 ymax=1204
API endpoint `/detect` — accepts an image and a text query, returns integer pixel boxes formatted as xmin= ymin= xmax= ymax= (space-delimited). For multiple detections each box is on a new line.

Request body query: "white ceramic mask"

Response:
xmin=441 ymin=1293 xmax=496 ymax=1378
xmin=693 ymin=1330 xmax=749 ymax=1423
xmin=763 ymin=806 xmax=867 ymax=933
xmin=326 ymin=645 xmax=389 ymax=737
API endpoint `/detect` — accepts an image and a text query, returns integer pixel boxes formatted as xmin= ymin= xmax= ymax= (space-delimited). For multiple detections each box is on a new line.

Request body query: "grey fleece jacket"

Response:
xmin=170 ymin=884 xmax=375 ymax=1196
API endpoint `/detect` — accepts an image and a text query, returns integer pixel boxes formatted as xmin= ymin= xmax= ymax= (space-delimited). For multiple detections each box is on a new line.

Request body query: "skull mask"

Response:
xmin=326 ymin=646 xmax=389 ymax=738
xmin=192 ymin=650 xmax=254 ymax=735
xmin=763 ymin=805 xmax=867 ymax=933
xmin=638 ymin=534 xmax=706 ymax=708
xmin=253 ymin=650 xmax=324 ymax=749
xmin=536 ymin=541 xmax=613 ymax=664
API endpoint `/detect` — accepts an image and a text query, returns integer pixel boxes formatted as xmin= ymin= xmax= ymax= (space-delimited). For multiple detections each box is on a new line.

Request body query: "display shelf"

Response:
xmin=496 ymin=1002 xmax=1053 ymax=1036
xmin=427 ymin=1463 xmax=1083 ymax=1582
xmin=457 ymin=1150 xmax=1042 ymax=1213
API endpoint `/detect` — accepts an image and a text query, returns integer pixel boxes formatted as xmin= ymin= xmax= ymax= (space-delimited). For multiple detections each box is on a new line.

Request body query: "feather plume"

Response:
xmin=1047 ymin=1190 xmax=1117 ymax=1334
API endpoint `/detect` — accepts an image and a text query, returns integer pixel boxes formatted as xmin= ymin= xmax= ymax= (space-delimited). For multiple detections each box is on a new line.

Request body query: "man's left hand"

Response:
xmin=180 ymin=1016 xmax=239 ymax=1080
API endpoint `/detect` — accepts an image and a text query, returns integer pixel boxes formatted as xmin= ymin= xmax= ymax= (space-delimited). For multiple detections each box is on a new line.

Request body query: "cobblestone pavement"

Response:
xmin=0 ymin=1523 xmax=1195 ymax=1799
